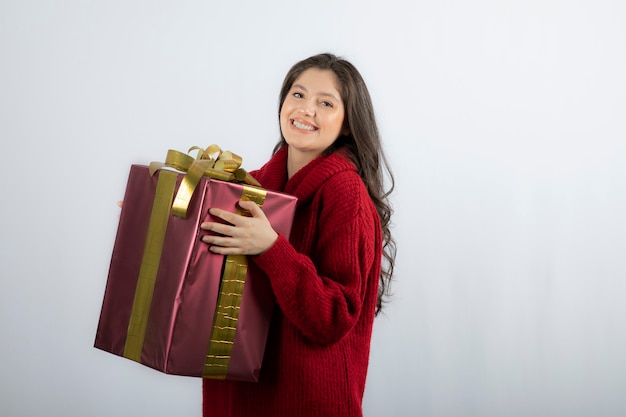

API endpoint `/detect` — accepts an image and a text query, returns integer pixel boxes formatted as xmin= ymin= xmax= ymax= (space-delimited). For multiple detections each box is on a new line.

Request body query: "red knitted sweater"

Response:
xmin=202 ymin=146 xmax=383 ymax=417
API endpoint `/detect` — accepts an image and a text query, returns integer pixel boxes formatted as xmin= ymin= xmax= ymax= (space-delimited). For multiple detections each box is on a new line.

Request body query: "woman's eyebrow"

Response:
xmin=292 ymin=84 xmax=340 ymax=101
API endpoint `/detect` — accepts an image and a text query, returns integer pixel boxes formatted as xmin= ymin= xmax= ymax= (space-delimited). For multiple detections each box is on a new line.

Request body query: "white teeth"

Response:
xmin=293 ymin=120 xmax=315 ymax=131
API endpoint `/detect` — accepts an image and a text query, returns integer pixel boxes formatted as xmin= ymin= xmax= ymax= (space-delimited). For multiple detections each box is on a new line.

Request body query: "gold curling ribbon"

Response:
xmin=123 ymin=145 xmax=262 ymax=367
xmin=203 ymin=185 xmax=268 ymax=379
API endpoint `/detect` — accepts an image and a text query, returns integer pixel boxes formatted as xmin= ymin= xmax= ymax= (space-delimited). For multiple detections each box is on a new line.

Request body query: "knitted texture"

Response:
xmin=202 ymin=146 xmax=383 ymax=417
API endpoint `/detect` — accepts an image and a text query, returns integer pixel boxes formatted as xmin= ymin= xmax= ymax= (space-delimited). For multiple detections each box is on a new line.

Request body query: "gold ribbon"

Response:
xmin=123 ymin=145 xmax=265 ymax=379
xmin=203 ymin=186 xmax=268 ymax=379
xmin=149 ymin=145 xmax=261 ymax=219
xmin=123 ymin=169 xmax=178 ymax=361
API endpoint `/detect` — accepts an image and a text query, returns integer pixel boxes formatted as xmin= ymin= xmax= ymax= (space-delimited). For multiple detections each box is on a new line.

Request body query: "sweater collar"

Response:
xmin=284 ymin=146 xmax=358 ymax=204
xmin=256 ymin=145 xmax=359 ymax=204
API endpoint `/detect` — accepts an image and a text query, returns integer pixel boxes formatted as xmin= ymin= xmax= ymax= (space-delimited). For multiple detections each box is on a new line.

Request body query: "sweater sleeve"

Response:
xmin=251 ymin=173 xmax=379 ymax=345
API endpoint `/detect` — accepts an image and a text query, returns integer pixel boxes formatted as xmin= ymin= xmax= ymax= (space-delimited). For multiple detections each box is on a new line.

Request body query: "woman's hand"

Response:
xmin=200 ymin=200 xmax=278 ymax=256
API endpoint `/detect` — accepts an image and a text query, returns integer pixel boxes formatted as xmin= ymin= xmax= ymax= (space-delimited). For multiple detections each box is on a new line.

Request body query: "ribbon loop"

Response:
xmin=149 ymin=145 xmax=260 ymax=218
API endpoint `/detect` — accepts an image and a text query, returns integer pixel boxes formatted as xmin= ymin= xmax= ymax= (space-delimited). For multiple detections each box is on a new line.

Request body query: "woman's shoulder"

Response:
xmin=317 ymin=156 xmax=373 ymax=215
xmin=323 ymin=165 xmax=365 ymax=195
xmin=323 ymin=153 xmax=367 ymax=193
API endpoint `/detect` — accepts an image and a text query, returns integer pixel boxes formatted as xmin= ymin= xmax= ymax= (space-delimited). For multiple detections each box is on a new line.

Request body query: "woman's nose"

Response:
xmin=298 ymin=101 xmax=315 ymax=116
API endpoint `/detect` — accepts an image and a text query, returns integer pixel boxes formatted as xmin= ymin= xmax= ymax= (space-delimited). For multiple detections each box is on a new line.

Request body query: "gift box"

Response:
xmin=94 ymin=148 xmax=297 ymax=381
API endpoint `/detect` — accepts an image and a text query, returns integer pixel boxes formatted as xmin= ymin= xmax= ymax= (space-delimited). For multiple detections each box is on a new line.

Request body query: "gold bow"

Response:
xmin=149 ymin=145 xmax=261 ymax=218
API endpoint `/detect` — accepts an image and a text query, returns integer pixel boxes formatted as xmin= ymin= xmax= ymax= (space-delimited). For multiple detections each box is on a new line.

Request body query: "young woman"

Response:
xmin=200 ymin=53 xmax=396 ymax=417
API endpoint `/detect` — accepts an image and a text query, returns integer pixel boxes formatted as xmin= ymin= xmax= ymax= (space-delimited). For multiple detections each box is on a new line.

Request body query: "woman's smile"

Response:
xmin=291 ymin=119 xmax=317 ymax=132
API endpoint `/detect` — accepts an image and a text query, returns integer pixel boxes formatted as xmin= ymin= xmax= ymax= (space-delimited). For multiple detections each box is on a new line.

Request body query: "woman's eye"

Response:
xmin=293 ymin=92 xmax=303 ymax=98
xmin=321 ymin=101 xmax=334 ymax=108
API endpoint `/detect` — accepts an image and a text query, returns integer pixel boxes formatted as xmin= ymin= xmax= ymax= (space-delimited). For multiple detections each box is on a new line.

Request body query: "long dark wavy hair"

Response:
xmin=273 ymin=53 xmax=396 ymax=315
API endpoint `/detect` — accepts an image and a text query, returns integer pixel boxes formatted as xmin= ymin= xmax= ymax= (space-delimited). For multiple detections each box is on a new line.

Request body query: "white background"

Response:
xmin=1 ymin=1 xmax=625 ymax=416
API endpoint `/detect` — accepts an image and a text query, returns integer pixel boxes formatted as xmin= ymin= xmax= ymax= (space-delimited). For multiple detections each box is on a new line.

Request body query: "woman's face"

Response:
xmin=280 ymin=68 xmax=346 ymax=160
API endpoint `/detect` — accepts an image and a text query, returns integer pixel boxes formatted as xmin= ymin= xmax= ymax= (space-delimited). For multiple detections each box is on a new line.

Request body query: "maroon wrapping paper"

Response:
xmin=94 ymin=164 xmax=297 ymax=381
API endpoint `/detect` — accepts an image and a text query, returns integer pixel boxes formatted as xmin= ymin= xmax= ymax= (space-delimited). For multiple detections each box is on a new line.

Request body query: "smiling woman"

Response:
xmin=200 ymin=53 xmax=396 ymax=417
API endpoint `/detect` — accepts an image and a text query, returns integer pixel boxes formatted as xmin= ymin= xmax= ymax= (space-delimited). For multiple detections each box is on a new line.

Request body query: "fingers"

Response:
xmin=206 ymin=207 xmax=246 ymax=225
xmin=205 ymin=242 xmax=242 ymax=255
xmin=201 ymin=234 xmax=236 ymax=250
xmin=117 ymin=200 xmax=124 ymax=218
xmin=198 ymin=202 xmax=276 ymax=256
xmin=199 ymin=223 xmax=236 ymax=251
xmin=200 ymin=225 xmax=251 ymax=255
xmin=200 ymin=219 xmax=236 ymax=236
xmin=201 ymin=201 xmax=264 ymax=227
xmin=238 ymin=199 xmax=263 ymax=217
xmin=199 ymin=208 xmax=244 ymax=247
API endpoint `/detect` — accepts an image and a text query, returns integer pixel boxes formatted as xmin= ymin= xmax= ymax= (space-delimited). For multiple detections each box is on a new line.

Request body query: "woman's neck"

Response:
xmin=286 ymin=148 xmax=320 ymax=179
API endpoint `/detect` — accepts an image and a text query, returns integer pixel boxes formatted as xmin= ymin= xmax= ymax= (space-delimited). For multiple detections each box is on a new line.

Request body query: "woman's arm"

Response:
xmin=252 ymin=177 xmax=380 ymax=345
